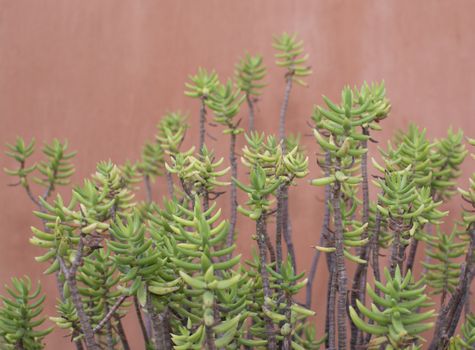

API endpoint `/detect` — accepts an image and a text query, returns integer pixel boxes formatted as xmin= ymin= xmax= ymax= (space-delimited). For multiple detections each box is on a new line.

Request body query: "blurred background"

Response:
xmin=1 ymin=1 xmax=475 ymax=348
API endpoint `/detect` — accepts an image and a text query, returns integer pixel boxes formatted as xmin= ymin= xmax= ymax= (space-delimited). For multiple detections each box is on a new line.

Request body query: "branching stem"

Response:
xmin=256 ymin=213 xmax=276 ymax=350
xmin=226 ymin=132 xmax=238 ymax=249
xmin=246 ymin=94 xmax=255 ymax=131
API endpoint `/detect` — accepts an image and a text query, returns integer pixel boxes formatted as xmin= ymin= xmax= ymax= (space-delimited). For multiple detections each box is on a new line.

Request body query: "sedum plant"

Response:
xmin=3 ymin=33 xmax=475 ymax=350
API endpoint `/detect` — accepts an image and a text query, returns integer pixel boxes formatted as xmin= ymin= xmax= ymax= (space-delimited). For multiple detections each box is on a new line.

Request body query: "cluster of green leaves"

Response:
xmin=235 ymin=54 xmax=266 ymax=98
xmin=349 ymin=266 xmax=435 ymax=349
xmin=236 ymin=164 xmax=280 ymax=220
xmin=422 ymin=225 xmax=465 ymax=300
xmin=184 ymin=68 xmax=219 ymax=99
xmin=0 ymin=278 xmax=52 ymax=350
xmin=207 ymin=80 xmax=245 ymax=134
xmin=447 ymin=314 xmax=475 ymax=349
xmin=311 ymin=83 xmax=390 ymax=262
xmin=241 ymin=132 xmax=309 ymax=184
xmin=138 ymin=112 xmax=189 ymax=181
xmin=430 ymin=128 xmax=468 ymax=200
xmin=165 ymin=146 xmax=230 ymax=198
xmin=167 ymin=199 xmax=248 ymax=349
xmin=458 ymin=140 xmax=475 ymax=226
xmin=4 ymin=138 xmax=76 ymax=201
xmin=272 ymin=33 xmax=312 ymax=86
xmin=375 ymin=170 xmax=445 ymax=238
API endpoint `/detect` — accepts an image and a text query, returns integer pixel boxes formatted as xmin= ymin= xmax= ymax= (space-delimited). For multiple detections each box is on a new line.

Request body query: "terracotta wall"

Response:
xmin=1 ymin=1 xmax=475 ymax=348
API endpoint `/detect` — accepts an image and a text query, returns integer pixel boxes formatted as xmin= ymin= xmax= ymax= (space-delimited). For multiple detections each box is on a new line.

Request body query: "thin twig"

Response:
xmin=246 ymin=94 xmax=255 ymax=131
xmin=59 ymin=235 xmax=99 ymax=350
xmin=256 ymin=213 xmax=276 ymax=350
xmin=92 ymin=295 xmax=127 ymax=334
xmin=114 ymin=315 xmax=131 ymax=350
xmin=166 ymin=172 xmax=174 ymax=198
xmin=226 ymin=132 xmax=238 ymax=250
xmin=331 ymin=158 xmax=348 ymax=350
xmin=133 ymin=296 xmax=150 ymax=345
xmin=199 ymin=97 xmax=207 ymax=154
xmin=144 ymin=175 xmax=153 ymax=203
xmin=306 ymin=152 xmax=332 ymax=308
xmin=350 ymin=131 xmax=370 ymax=349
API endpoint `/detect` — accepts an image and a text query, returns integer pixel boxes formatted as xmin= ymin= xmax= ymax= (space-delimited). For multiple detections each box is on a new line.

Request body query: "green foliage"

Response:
xmin=184 ymin=68 xmax=219 ymax=99
xmin=166 ymin=146 xmax=230 ymax=197
xmin=207 ymin=79 xmax=245 ymax=134
xmin=235 ymin=53 xmax=266 ymax=97
xmin=461 ymin=314 xmax=475 ymax=347
xmin=109 ymin=212 xmax=161 ymax=298
xmin=311 ymin=83 xmax=390 ymax=189
xmin=422 ymin=225 xmax=465 ymax=298
xmin=156 ymin=112 xmax=188 ymax=155
xmin=448 ymin=314 xmax=475 ymax=349
xmin=235 ymin=164 xmax=281 ymax=220
xmin=49 ymin=298 xmax=80 ymax=334
xmin=4 ymin=137 xmax=36 ymax=186
xmin=431 ymin=128 xmax=468 ymax=200
xmin=458 ymin=171 xmax=475 ymax=226
xmin=0 ymin=277 xmax=52 ymax=350
xmin=350 ymin=266 xmax=435 ymax=349
xmin=241 ymin=132 xmax=281 ymax=175
xmin=265 ymin=259 xmax=319 ymax=348
xmin=375 ymin=169 xmax=445 ymax=237
xmin=4 ymin=138 xmax=76 ymax=199
xmin=33 ymin=139 xmax=76 ymax=190
xmin=165 ymin=198 xmax=250 ymax=349
xmin=139 ymin=141 xmax=164 ymax=180
xmin=3 ymin=33 xmax=475 ymax=350
xmin=272 ymin=32 xmax=312 ymax=85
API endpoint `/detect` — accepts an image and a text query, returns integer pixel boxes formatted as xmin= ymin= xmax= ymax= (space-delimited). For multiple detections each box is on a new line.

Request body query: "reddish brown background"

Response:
xmin=1 ymin=1 xmax=475 ymax=348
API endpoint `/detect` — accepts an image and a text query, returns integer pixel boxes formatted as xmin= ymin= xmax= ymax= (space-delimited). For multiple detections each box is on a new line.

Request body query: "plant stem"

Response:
xmin=133 ymin=296 xmax=150 ymax=345
xmin=405 ymin=237 xmax=419 ymax=275
xmin=282 ymin=185 xmax=296 ymax=271
xmin=146 ymin=292 xmax=166 ymax=350
xmin=205 ymin=325 xmax=217 ymax=350
xmin=114 ymin=315 xmax=131 ymax=350
xmin=306 ymin=151 xmax=331 ymax=308
xmin=166 ymin=172 xmax=174 ymax=198
xmin=103 ymin=302 xmax=114 ymax=350
xmin=350 ymin=130 xmax=370 ymax=349
xmin=199 ymin=97 xmax=207 ymax=154
xmin=332 ymin=178 xmax=348 ymax=350
xmin=282 ymin=293 xmax=293 ymax=350
xmin=256 ymin=213 xmax=276 ymax=350
xmin=276 ymin=185 xmax=284 ymax=270
xmin=203 ymin=189 xmax=210 ymax=212
xmin=60 ymin=236 xmax=99 ymax=350
xmin=277 ymin=75 xmax=296 ymax=274
xmin=93 ymin=295 xmax=127 ymax=334
xmin=279 ymin=76 xmax=292 ymax=149
xmin=264 ymin=226 xmax=276 ymax=263
xmin=246 ymin=94 xmax=255 ymax=131
xmin=371 ymin=203 xmax=383 ymax=284
xmin=144 ymin=175 xmax=153 ymax=203
xmin=226 ymin=132 xmax=238 ymax=249
xmin=389 ymin=221 xmax=404 ymax=277
xmin=326 ymin=254 xmax=337 ymax=350
xmin=73 ymin=335 xmax=84 ymax=350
